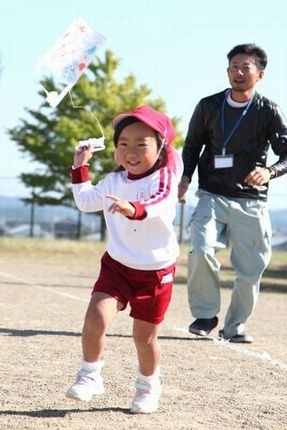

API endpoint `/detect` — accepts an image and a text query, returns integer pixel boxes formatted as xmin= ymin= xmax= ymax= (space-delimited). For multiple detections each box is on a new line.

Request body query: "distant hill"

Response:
xmin=270 ymin=208 xmax=287 ymax=232
xmin=0 ymin=195 xmax=92 ymax=223
xmin=0 ymin=195 xmax=286 ymax=240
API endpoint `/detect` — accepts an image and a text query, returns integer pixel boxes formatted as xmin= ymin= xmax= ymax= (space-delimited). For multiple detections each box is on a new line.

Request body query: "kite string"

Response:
xmin=68 ymin=91 xmax=105 ymax=137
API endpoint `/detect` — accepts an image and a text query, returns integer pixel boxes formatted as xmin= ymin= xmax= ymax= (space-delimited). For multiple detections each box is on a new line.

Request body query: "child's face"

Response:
xmin=115 ymin=122 xmax=160 ymax=175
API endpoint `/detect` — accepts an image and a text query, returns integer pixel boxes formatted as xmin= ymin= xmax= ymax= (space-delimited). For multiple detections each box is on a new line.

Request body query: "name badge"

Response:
xmin=214 ymin=154 xmax=234 ymax=169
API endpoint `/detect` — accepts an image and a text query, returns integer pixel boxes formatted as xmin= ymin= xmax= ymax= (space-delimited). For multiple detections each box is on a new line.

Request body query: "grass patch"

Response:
xmin=0 ymin=237 xmax=106 ymax=256
xmin=0 ymin=237 xmax=286 ymax=291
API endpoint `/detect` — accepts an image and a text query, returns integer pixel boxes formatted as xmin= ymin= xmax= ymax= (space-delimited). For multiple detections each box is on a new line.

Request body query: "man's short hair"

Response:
xmin=227 ymin=44 xmax=267 ymax=70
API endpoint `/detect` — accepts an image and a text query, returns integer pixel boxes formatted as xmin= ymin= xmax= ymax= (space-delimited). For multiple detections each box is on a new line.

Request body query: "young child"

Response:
xmin=66 ymin=104 xmax=183 ymax=413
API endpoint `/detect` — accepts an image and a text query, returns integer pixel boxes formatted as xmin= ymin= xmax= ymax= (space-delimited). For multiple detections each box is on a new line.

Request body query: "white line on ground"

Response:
xmin=0 ymin=271 xmax=88 ymax=303
xmin=1 ymin=270 xmax=286 ymax=371
xmin=164 ymin=322 xmax=287 ymax=371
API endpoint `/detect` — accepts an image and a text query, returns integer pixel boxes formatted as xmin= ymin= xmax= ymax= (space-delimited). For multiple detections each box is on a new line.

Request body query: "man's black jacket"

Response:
xmin=182 ymin=89 xmax=287 ymax=200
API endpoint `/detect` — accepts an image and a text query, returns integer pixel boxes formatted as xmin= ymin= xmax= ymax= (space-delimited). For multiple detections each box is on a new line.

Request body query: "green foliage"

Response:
xmin=7 ymin=50 xmax=184 ymax=207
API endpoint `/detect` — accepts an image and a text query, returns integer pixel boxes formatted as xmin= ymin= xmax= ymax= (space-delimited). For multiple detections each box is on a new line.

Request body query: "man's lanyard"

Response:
xmin=220 ymin=90 xmax=255 ymax=155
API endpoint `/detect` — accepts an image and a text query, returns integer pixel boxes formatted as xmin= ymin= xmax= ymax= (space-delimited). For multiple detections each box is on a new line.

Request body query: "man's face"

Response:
xmin=227 ymin=53 xmax=264 ymax=93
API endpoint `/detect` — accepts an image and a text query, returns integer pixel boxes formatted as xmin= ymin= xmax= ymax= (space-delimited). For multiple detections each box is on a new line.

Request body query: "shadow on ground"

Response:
xmin=0 ymin=407 xmax=130 ymax=418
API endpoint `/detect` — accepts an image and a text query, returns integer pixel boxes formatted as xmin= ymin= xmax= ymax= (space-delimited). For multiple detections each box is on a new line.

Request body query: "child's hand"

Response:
xmin=106 ymin=195 xmax=136 ymax=218
xmin=73 ymin=144 xmax=93 ymax=168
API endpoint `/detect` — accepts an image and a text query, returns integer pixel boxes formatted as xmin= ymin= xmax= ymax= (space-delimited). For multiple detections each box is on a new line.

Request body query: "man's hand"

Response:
xmin=106 ymin=195 xmax=136 ymax=218
xmin=178 ymin=175 xmax=190 ymax=203
xmin=244 ymin=166 xmax=273 ymax=187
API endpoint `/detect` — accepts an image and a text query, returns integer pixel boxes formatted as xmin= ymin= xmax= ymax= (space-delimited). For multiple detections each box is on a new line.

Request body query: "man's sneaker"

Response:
xmin=66 ymin=369 xmax=105 ymax=402
xmin=218 ymin=329 xmax=254 ymax=344
xmin=188 ymin=316 xmax=218 ymax=336
xmin=130 ymin=375 xmax=161 ymax=414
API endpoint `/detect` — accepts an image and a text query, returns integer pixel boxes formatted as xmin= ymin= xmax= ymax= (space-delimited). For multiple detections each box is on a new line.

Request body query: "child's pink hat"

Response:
xmin=112 ymin=104 xmax=176 ymax=145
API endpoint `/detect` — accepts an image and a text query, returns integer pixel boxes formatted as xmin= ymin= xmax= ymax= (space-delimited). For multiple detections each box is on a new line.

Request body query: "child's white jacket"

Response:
xmin=71 ymin=161 xmax=182 ymax=270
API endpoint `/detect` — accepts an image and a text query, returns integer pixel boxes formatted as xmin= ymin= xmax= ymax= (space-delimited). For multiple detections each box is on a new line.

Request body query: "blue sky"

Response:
xmin=0 ymin=0 xmax=286 ymax=209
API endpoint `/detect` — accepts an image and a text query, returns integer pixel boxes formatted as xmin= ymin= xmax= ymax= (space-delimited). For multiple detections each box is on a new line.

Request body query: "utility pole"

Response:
xmin=29 ymin=189 xmax=35 ymax=237
xmin=178 ymin=203 xmax=185 ymax=244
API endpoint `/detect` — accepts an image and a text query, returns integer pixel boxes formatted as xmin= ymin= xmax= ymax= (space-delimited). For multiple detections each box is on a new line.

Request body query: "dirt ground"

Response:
xmin=0 ymin=239 xmax=286 ymax=430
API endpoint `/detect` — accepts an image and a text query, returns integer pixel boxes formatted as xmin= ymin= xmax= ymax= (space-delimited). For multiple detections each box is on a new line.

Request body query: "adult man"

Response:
xmin=178 ymin=43 xmax=287 ymax=343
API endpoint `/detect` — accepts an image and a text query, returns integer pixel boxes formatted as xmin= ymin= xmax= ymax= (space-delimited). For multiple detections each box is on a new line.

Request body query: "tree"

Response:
xmin=8 ymin=50 xmax=183 ymax=237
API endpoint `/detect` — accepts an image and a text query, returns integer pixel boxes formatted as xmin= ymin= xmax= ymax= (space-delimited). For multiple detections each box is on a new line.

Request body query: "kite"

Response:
xmin=37 ymin=16 xmax=107 ymax=151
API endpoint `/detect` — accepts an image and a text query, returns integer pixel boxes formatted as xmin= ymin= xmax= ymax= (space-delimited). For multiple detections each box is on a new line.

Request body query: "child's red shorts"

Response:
xmin=92 ymin=252 xmax=175 ymax=324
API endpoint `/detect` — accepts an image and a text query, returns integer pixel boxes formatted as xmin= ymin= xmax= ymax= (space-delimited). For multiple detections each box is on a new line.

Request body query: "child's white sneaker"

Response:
xmin=66 ymin=368 xmax=104 ymax=402
xmin=130 ymin=371 xmax=161 ymax=414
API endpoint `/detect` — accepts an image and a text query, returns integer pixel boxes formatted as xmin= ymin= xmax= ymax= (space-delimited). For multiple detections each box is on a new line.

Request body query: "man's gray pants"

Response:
xmin=187 ymin=190 xmax=272 ymax=337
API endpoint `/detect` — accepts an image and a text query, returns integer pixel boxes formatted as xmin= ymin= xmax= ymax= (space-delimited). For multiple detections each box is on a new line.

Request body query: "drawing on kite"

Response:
xmin=37 ymin=16 xmax=107 ymax=150
xmin=38 ymin=16 xmax=106 ymax=108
